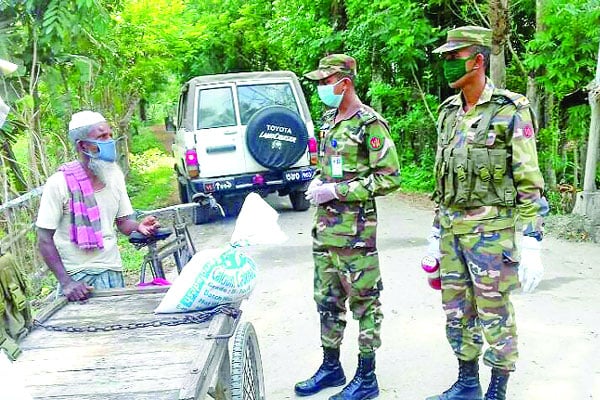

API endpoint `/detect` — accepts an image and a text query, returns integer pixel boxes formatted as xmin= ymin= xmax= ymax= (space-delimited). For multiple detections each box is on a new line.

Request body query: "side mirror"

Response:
xmin=164 ymin=116 xmax=176 ymax=132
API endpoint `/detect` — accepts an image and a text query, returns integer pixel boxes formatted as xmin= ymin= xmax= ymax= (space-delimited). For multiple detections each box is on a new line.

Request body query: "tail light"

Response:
xmin=185 ymin=149 xmax=199 ymax=178
xmin=308 ymin=137 xmax=318 ymax=165
xmin=252 ymin=174 xmax=265 ymax=185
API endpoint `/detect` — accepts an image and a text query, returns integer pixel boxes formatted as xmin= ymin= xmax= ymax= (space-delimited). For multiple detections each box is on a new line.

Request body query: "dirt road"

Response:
xmin=188 ymin=192 xmax=600 ymax=400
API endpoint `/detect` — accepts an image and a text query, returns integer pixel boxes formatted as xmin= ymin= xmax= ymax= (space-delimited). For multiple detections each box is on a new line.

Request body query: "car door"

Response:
xmin=237 ymin=79 xmax=307 ymax=173
xmin=194 ymin=84 xmax=246 ymax=178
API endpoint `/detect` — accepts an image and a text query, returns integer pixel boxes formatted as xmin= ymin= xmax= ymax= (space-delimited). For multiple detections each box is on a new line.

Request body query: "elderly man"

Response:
xmin=36 ymin=111 xmax=158 ymax=301
xmin=295 ymin=54 xmax=400 ymax=400
xmin=425 ymin=26 xmax=549 ymax=400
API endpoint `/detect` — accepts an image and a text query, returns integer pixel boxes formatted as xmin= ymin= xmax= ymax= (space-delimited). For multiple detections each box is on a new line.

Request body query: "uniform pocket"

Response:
xmin=452 ymin=148 xmax=470 ymax=205
xmin=322 ymin=206 xmax=359 ymax=237
xmin=471 ymin=148 xmax=491 ymax=204
xmin=466 ymin=230 xmax=520 ymax=294
xmin=499 ymin=248 xmax=520 ymax=292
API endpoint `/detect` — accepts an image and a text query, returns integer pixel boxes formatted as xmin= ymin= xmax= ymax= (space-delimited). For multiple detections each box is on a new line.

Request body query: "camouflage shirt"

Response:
xmin=313 ymin=104 xmax=401 ymax=248
xmin=433 ymin=78 xmax=549 ymax=235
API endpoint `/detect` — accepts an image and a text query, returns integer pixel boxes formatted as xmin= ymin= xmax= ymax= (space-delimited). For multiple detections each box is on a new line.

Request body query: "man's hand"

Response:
xmin=426 ymin=226 xmax=441 ymax=260
xmin=305 ymin=182 xmax=338 ymax=205
xmin=137 ymin=216 xmax=159 ymax=236
xmin=518 ymin=236 xmax=544 ymax=293
xmin=61 ymin=279 xmax=94 ymax=302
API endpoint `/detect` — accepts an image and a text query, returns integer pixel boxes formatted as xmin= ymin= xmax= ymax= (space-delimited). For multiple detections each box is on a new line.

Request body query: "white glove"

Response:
xmin=305 ymin=182 xmax=338 ymax=205
xmin=426 ymin=227 xmax=441 ymax=260
xmin=518 ymin=236 xmax=544 ymax=293
xmin=306 ymin=178 xmax=323 ymax=193
xmin=304 ymin=178 xmax=322 ymax=205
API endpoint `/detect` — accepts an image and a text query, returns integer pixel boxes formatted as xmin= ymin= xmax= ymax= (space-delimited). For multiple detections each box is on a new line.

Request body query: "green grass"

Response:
xmin=120 ymin=126 xmax=178 ymax=281
xmin=399 ymin=162 xmax=435 ymax=193
xmin=127 ymin=127 xmax=177 ymax=209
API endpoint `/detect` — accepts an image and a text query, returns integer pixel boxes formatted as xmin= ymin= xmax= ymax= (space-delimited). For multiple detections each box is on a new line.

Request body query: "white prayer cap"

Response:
xmin=0 ymin=58 xmax=17 ymax=74
xmin=68 ymin=111 xmax=106 ymax=131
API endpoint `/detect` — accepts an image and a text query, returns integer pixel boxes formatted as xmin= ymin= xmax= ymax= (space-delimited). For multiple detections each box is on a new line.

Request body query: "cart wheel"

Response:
xmin=230 ymin=322 xmax=265 ymax=400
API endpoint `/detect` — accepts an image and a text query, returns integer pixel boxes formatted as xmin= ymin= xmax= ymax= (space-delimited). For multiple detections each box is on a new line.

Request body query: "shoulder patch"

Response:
xmin=523 ymin=124 xmax=534 ymax=138
xmin=368 ymin=131 xmax=385 ymax=151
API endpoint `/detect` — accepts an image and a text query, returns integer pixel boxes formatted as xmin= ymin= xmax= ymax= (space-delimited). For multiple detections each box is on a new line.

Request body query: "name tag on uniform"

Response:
xmin=331 ymin=156 xmax=343 ymax=178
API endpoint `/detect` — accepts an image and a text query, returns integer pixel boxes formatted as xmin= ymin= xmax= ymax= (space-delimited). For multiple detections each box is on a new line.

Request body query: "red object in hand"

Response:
xmin=421 ymin=255 xmax=441 ymax=290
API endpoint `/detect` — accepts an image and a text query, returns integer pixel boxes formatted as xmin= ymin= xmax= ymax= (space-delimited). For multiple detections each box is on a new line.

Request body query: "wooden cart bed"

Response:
xmin=16 ymin=287 xmax=236 ymax=400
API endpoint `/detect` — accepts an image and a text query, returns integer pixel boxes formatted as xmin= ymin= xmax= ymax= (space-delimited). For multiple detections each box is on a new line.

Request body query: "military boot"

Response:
xmin=295 ymin=347 xmax=346 ymax=396
xmin=329 ymin=353 xmax=379 ymax=400
xmin=425 ymin=359 xmax=483 ymax=400
xmin=484 ymin=368 xmax=509 ymax=400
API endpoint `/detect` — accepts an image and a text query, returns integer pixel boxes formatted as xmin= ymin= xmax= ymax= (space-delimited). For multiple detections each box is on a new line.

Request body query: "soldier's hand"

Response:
xmin=306 ymin=178 xmax=323 ymax=194
xmin=62 ymin=279 xmax=94 ymax=302
xmin=518 ymin=236 xmax=544 ymax=293
xmin=305 ymin=182 xmax=338 ymax=205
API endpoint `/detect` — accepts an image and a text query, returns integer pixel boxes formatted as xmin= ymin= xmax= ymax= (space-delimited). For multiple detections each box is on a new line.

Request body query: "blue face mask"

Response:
xmin=80 ymin=139 xmax=117 ymax=162
xmin=317 ymin=78 xmax=347 ymax=108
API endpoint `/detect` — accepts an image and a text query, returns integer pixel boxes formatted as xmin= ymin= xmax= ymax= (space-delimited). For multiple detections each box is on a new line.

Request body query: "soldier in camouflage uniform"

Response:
xmin=425 ymin=27 xmax=549 ymax=400
xmin=294 ymin=54 xmax=400 ymax=400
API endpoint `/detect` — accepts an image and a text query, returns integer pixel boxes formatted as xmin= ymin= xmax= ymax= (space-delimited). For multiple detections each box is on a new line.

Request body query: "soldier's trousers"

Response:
xmin=439 ymin=226 xmax=520 ymax=371
xmin=313 ymin=245 xmax=383 ymax=354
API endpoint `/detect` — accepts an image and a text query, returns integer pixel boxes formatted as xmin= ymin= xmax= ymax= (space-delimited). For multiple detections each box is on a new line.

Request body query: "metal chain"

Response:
xmin=33 ymin=304 xmax=240 ymax=333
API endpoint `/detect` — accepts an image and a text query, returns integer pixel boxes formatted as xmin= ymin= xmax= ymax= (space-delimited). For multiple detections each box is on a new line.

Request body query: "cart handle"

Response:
xmin=205 ymin=309 xmax=243 ymax=340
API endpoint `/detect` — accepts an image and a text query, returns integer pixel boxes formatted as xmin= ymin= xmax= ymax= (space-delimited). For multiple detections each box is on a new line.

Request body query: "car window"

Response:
xmin=197 ymin=87 xmax=236 ymax=129
xmin=177 ymin=90 xmax=187 ymax=128
xmin=238 ymin=83 xmax=299 ymax=125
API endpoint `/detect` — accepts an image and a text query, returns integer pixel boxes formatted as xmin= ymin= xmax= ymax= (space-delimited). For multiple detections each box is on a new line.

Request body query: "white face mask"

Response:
xmin=0 ymin=96 xmax=9 ymax=129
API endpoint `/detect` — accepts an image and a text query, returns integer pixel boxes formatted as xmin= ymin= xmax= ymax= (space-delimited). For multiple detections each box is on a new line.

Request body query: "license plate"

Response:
xmin=204 ymin=179 xmax=235 ymax=192
xmin=284 ymin=168 xmax=314 ymax=183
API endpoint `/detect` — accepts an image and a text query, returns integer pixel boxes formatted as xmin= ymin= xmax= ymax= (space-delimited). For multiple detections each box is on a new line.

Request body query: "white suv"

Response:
xmin=172 ymin=71 xmax=317 ymax=223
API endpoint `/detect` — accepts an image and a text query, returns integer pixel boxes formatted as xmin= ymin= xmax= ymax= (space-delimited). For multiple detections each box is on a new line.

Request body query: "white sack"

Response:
xmin=230 ymin=192 xmax=288 ymax=246
xmin=155 ymin=246 xmax=257 ymax=313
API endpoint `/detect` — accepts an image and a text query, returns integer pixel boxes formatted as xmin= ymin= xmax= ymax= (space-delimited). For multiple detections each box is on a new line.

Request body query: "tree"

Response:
xmin=489 ymin=0 xmax=509 ymax=88
xmin=583 ymin=42 xmax=600 ymax=192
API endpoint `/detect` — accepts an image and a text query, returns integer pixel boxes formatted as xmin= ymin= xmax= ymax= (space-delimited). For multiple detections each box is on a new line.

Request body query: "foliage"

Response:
xmin=398 ymin=146 xmax=436 ymax=193
xmin=127 ymin=128 xmax=176 ymax=210
xmin=1 ymin=0 xmax=598 ymax=214
xmin=120 ymin=126 xmax=177 ymax=280
xmin=129 ymin=126 xmax=166 ymax=154
xmin=525 ymin=0 xmax=600 ymax=99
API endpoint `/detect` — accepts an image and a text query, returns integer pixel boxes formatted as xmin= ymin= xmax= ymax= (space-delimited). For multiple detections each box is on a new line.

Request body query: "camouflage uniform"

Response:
xmin=313 ymin=103 xmax=400 ymax=354
xmin=432 ymin=72 xmax=549 ymax=371
xmin=305 ymin=55 xmax=401 ymax=355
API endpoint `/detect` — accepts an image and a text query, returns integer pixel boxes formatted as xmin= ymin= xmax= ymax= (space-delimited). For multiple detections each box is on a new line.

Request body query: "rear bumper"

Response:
xmin=183 ymin=166 xmax=316 ymax=198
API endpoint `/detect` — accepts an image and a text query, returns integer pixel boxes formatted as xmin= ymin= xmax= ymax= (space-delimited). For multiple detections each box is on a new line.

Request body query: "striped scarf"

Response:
xmin=58 ymin=161 xmax=104 ymax=250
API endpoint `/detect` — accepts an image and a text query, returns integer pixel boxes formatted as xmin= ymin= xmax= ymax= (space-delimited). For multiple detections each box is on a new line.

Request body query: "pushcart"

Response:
xmin=15 ymin=286 xmax=265 ymax=400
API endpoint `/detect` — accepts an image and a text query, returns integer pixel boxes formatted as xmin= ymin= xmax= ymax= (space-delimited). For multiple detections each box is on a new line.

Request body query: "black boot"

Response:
xmin=425 ymin=359 xmax=483 ymax=400
xmin=295 ymin=347 xmax=346 ymax=396
xmin=329 ymin=353 xmax=379 ymax=400
xmin=484 ymin=368 xmax=509 ymax=400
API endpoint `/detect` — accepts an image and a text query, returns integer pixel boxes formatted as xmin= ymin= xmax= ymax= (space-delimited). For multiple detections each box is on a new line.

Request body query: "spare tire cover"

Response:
xmin=245 ymin=105 xmax=308 ymax=170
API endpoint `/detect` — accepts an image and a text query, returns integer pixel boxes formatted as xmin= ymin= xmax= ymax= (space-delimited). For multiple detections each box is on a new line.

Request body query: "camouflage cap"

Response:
xmin=304 ymin=54 xmax=357 ymax=81
xmin=432 ymin=26 xmax=492 ymax=54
